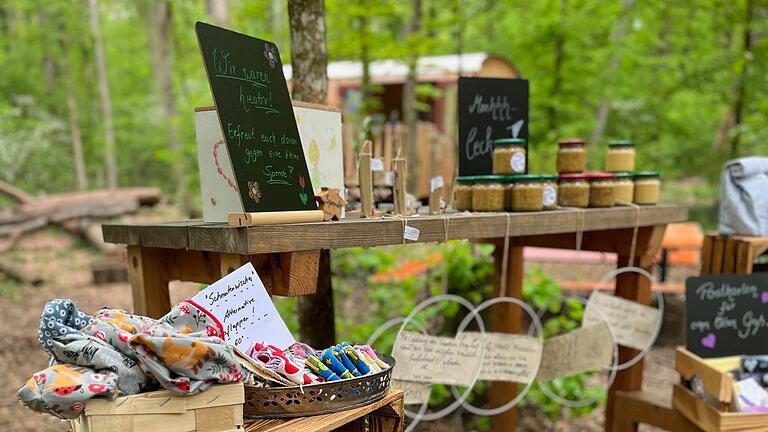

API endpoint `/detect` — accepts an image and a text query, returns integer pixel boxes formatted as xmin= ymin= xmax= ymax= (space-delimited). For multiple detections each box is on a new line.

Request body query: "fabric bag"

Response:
xmin=719 ymin=156 xmax=768 ymax=236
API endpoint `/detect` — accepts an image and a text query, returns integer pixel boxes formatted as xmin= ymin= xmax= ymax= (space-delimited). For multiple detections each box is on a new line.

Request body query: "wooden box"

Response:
xmin=71 ymin=383 xmax=244 ymax=432
xmin=673 ymin=348 xmax=768 ymax=431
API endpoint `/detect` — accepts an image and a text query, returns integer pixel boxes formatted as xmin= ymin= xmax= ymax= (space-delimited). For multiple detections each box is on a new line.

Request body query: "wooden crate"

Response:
xmin=71 ymin=383 xmax=244 ymax=432
xmin=673 ymin=348 xmax=768 ymax=431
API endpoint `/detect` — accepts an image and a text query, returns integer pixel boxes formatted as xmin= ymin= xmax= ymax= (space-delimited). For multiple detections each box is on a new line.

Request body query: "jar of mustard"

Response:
xmin=589 ymin=172 xmax=616 ymax=207
xmin=507 ymin=175 xmax=544 ymax=212
xmin=605 ymin=140 xmax=635 ymax=172
xmin=558 ymin=173 xmax=590 ymax=208
xmin=633 ymin=171 xmax=661 ymax=205
xmin=557 ymin=139 xmax=587 ymax=173
xmin=541 ymin=174 xmax=558 ymax=210
xmin=493 ymin=138 xmax=527 ymax=175
xmin=453 ymin=176 xmax=475 ymax=211
xmin=472 ymin=175 xmax=506 ymax=212
xmin=613 ymin=172 xmax=634 ymax=204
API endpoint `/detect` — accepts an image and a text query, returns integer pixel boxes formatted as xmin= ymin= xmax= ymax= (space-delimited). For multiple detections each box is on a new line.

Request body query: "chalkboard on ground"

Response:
xmin=458 ymin=77 xmax=529 ymax=176
xmin=686 ymin=273 xmax=768 ymax=358
xmin=195 ymin=22 xmax=317 ymax=213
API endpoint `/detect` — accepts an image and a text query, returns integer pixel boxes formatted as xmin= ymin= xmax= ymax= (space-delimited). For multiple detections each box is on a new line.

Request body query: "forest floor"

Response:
xmin=0 ymin=227 xmax=691 ymax=432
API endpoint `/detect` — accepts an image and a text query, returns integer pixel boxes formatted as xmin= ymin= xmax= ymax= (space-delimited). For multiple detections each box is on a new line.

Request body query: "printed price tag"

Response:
xmin=370 ymin=158 xmax=384 ymax=171
xmin=384 ymin=171 xmax=395 ymax=185
xmin=430 ymin=176 xmax=444 ymax=192
xmin=404 ymin=226 xmax=420 ymax=241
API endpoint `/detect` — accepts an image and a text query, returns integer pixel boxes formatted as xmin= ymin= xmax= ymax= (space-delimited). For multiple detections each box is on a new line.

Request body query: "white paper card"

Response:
xmin=190 ymin=263 xmax=295 ymax=351
xmin=371 ymin=158 xmax=384 ymax=171
xmin=430 ymin=176 xmax=444 ymax=192
xmin=459 ymin=332 xmax=542 ymax=383
xmin=537 ymin=323 xmax=613 ymax=381
xmin=392 ymin=379 xmax=432 ymax=405
xmin=583 ymin=291 xmax=661 ymax=351
xmin=404 ymin=226 xmax=420 ymax=241
xmin=391 ymin=331 xmax=482 ymax=387
xmin=384 ymin=171 xmax=395 ymax=185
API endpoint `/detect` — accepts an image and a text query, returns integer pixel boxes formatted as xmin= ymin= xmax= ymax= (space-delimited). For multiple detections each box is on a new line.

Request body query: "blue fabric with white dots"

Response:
xmin=38 ymin=299 xmax=92 ymax=355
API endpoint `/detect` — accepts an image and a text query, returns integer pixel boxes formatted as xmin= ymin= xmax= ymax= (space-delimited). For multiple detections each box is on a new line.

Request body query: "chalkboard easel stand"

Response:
xmin=228 ymin=210 xmax=325 ymax=227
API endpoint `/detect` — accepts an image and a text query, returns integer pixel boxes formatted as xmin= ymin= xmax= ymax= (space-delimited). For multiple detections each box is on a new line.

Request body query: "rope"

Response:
xmin=560 ymin=207 xmax=586 ymax=250
xmin=499 ymin=214 xmax=512 ymax=297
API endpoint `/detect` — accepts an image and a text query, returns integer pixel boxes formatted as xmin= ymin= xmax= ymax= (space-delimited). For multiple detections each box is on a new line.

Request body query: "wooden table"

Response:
xmin=103 ymin=205 xmax=688 ymax=432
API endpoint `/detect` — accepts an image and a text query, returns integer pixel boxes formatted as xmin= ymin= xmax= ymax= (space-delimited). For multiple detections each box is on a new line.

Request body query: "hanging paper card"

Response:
xmin=459 ymin=332 xmax=542 ymax=383
xmin=583 ymin=291 xmax=661 ymax=351
xmin=391 ymin=331 xmax=482 ymax=387
xmin=537 ymin=322 xmax=613 ymax=381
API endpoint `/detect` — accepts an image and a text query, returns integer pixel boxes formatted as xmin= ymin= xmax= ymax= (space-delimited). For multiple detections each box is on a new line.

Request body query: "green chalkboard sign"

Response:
xmin=195 ymin=22 xmax=317 ymax=213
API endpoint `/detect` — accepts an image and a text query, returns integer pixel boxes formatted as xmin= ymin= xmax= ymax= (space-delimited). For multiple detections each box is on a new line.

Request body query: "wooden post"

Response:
xmin=359 ymin=140 xmax=373 ymax=218
xmin=393 ymin=149 xmax=407 ymax=215
xmin=605 ymin=225 xmax=666 ymax=432
xmin=126 ymin=246 xmax=171 ymax=318
xmin=489 ymin=240 xmax=523 ymax=431
xmin=428 ymin=186 xmax=442 ymax=215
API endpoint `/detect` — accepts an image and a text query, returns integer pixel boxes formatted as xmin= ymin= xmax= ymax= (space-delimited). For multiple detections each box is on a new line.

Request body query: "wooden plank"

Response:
xmin=244 ymin=390 xmax=404 ymax=432
xmin=138 ymin=220 xmax=199 ymax=249
xmin=722 ymin=238 xmax=737 ymax=273
xmin=489 ymin=241 xmax=523 ymax=432
xmin=101 ymin=224 xmax=141 ymax=246
xmin=700 ymin=235 xmax=714 ymax=275
xmin=126 ymin=246 xmax=171 ymax=318
xmin=612 ymin=389 xmax=700 ymax=432
xmin=735 ymin=239 xmax=755 ymax=274
xmin=710 ymin=236 xmax=725 ymax=274
xmin=675 ymin=348 xmax=735 ymax=403
xmin=180 ymin=206 xmax=689 ymax=254
xmin=672 ymin=385 xmax=768 ymax=432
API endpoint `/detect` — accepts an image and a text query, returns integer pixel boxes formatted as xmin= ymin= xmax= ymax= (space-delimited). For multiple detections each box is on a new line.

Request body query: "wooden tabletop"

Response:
xmin=102 ymin=205 xmax=688 ymax=255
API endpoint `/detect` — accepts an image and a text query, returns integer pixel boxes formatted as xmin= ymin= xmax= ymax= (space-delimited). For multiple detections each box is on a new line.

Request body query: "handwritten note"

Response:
xmin=459 ymin=332 xmax=542 ymax=383
xmin=190 ymin=262 xmax=295 ymax=351
xmin=583 ymin=291 xmax=661 ymax=350
xmin=537 ymin=323 xmax=613 ymax=381
xmin=392 ymin=379 xmax=431 ymax=405
xmin=392 ymin=331 xmax=482 ymax=386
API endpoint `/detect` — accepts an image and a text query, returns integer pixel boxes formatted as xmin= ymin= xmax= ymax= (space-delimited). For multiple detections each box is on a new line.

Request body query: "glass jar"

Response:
xmin=589 ymin=172 xmax=616 ymax=207
xmin=492 ymin=138 xmax=527 ymax=175
xmin=541 ymin=174 xmax=558 ymax=210
xmin=613 ymin=173 xmax=634 ymax=204
xmin=605 ymin=140 xmax=635 ymax=172
xmin=472 ymin=175 xmax=506 ymax=212
xmin=558 ymin=174 xmax=590 ymax=208
xmin=506 ymin=175 xmax=544 ymax=212
xmin=557 ymin=139 xmax=587 ymax=173
xmin=634 ymin=171 xmax=661 ymax=205
xmin=453 ymin=177 xmax=475 ymax=211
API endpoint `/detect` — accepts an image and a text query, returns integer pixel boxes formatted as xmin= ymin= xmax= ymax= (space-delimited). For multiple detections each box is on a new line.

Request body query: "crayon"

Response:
xmin=305 ymin=355 xmax=340 ymax=381
xmin=322 ymin=349 xmax=354 ymax=379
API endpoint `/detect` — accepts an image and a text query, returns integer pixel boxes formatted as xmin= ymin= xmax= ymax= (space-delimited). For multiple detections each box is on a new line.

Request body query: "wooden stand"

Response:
xmin=700 ymin=234 xmax=768 ymax=275
xmin=228 ymin=210 xmax=325 ymax=227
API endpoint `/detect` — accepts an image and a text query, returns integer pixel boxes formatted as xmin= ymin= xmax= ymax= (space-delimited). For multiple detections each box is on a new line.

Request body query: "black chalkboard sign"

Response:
xmin=458 ymin=77 xmax=529 ymax=176
xmin=196 ymin=22 xmax=316 ymax=213
xmin=686 ymin=273 xmax=768 ymax=358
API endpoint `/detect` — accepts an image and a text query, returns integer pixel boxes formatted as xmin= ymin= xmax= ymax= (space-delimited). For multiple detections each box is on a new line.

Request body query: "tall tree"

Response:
xmin=287 ymin=0 xmax=335 ymax=348
xmin=88 ymin=0 xmax=117 ymax=190
xmin=402 ymin=0 xmax=422 ymax=178
xmin=206 ymin=0 xmax=230 ymax=27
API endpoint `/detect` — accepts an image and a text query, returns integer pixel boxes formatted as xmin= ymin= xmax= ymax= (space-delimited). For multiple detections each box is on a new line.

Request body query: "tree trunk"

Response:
xmin=454 ymin=0 xmax=464 ymax=74
xmin=272 ymin=0 xmax=284 ymax=49
xmin=358 ymin=11 xmax=372 ymax=124
xmin=67 ymin=89 xmax=88 ymax=191
xmin=287 ymin=0 xmax=335 ymax=349
xmin=145 ymin=1 xmax=190 ymax=215
xmin=402 ymin=0 xmax=422 ymax=191
xmin=548 ymin=0 xmax=568 ymax=132
xmin=588 ymin=0 xmax=636 ymax=148
xmin=88 ymin=0 xmax=118 ymax=190
xmin=206 ymin=0 xmax=230 ymax=27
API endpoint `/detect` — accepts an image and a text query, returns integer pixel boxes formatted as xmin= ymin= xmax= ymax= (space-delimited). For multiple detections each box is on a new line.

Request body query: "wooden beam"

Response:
xmin=127 ymin=246 xmax=171 ymax=318
xmin=612 ymin=390 xmax=700 ymax=432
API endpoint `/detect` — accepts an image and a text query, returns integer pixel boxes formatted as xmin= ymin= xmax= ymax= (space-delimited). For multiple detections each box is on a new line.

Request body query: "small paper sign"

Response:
xmin=370 ymin=158 xmax=384 ymax=171
xmin=392 ymin=379 xmax=431 ymax=405
xmin=583 ymin=291 xmax=661 ymax=351
xmin=190 ymin=262 xmax=295 ymax=351
xmin=430 ymin=176 xmax=444 ymax=192
xmin=537 ymin=323 xmax=613 ymax=381
xmin=391 ymin=331 xmax=482 ymax=387
xmin=459 ymin=332 xmax=542 ymax=383
xmin=404 ymin=226 xmax=420 ymax=241
xmin=384 ymin=171 xmax=395 ymax=185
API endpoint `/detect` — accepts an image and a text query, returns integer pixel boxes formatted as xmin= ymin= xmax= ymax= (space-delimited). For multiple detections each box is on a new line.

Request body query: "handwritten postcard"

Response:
xmin=391 ymin=331 xmax=483 ymax=387
xmin=190 ymin=262 xmax=295 ymax=351
xmin=459 ymin=332 xmax=542 ymax=384
xmin=392 ymin=379 xmax=432 ymax=405
xmin=583 ymin=291 xmax=661 ymax=351
xmin=537 ymin=322 xmax=613 ymax=381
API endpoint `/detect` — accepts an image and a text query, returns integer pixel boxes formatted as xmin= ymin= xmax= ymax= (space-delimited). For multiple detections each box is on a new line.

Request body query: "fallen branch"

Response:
xmin=0 ymin=180 xmax=32 ymax=204
xmin=0 ymin=259 xmax=43 ymax=286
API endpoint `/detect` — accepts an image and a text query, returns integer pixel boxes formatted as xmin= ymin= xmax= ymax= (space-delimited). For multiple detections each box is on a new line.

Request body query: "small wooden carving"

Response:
xmin=316 ymin=187 xmax=345 ymax=221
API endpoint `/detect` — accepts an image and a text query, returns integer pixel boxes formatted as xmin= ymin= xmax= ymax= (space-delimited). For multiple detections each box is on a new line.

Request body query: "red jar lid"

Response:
xmin=558 ymin=173 xmax=590 ymax=182
xmin=558 ymin=139 xmax=586 ymax=148
xmin=587 ymin=172 xmax=617 ymax=181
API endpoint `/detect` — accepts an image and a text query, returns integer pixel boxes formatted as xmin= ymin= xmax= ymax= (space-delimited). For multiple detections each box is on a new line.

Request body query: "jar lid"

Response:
xmin=633 ymin=171 xmax=660 ymax=178
xmin=539 ymin=174 xmax=558 ymax=181
xmin=473 ymin=175 xmax=506 ymax=183
xmin=608 ymin=139 xmax=634 ymax=147
xmin=509 ymin=174 xmax=545 ymax=183
xmin=614 ymin=172 xmax=635 ymax=179
xmin=558 ymin=173 xmax=590 ymax=182
xmin=494 ymin=138 xmax=527 ymax=147
xmin=456 ymin=176 xmax=478 ymax=183
xmin=587 ymin=172 xmax=617 ymax=181
xmin=558 ymin=139 xmax=586 ymax=147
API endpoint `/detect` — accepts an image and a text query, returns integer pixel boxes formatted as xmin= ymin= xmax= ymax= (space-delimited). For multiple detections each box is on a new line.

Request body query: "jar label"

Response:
xmin=543 ymin=185 xmax=557 ymax=206
xmin=510 ymin=152 xmax=526 ymax=173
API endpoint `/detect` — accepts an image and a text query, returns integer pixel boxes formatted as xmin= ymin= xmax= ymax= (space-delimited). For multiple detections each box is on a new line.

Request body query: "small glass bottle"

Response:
xmin=472 ymin=175 xmax=506 ymax=212
xmin=605 ymin=140 xmax=635 ymax=172
xmin=557 ymin=139 xmax=587 ymax=173
xmin=633 ymin=171 xmax=661 ymax=205
xmin=558 ymin=174 xmax=590 ymax=208
xmin=613 ymin=173 xmax=635 ymax=204
xmin=541 ymin=174 xmax=558 ymax=210
xmin=492 ymin=138 xmax=527 ymax=175
xmin=589 ymin=172 xmax=616 ymax=208
xmin=507 ymin=175 xmax=544 ymax=212
xmin=453 ymin=177 xmax=475 ymax=211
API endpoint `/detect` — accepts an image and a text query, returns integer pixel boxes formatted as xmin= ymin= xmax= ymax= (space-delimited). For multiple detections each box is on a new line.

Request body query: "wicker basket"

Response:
xmin=243 ymin=355 xmax=395 ymax=418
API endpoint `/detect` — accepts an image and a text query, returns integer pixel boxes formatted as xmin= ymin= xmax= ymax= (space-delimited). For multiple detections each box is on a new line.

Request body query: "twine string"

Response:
xmin=499 ymin=214 xmax=512 ymax=297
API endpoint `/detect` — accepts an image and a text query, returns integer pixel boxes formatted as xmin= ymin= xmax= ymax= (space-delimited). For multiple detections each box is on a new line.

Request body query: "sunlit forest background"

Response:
xmin=1 ymin=0 xmax=766 ymax=225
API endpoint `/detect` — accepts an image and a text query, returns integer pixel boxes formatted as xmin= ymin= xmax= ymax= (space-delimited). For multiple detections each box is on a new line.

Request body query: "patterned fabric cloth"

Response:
xmin=18 ymin=299 xmax=245 ymax=419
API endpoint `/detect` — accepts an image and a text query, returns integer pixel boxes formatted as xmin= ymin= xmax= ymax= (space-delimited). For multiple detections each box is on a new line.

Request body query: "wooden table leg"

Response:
xmin=605 ymin=225 xmax=666 ymax=432
xmin=489 ymin=241 xmax=524 ymax=431
xmin=126 ymin=245 xmax=172 ymax=318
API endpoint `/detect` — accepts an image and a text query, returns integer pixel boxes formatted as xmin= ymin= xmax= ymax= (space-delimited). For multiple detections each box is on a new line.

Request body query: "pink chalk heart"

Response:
xmin=762 ymin=291 xmax=768 ymax=304
xmin=701 ymin=333 xmax=717 ymax=349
